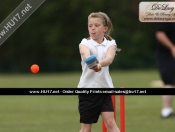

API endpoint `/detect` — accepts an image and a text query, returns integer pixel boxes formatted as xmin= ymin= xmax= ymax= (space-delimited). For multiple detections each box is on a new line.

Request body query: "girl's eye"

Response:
xmin=88 ymin=24 xmax=100 ymax=28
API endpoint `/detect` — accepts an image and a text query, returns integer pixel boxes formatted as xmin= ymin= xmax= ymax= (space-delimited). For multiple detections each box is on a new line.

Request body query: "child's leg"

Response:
xmin=101 ymin=112 xmax=120 ymax=132
xmin=78 ymin=95 xmax=102 ymax=132
xmin=79 ymin=123 xmax=92 ymax=132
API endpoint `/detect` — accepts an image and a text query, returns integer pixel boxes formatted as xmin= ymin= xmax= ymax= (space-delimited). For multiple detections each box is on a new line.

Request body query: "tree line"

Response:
xmin=0 ymin=0 xmax=159 ymax=73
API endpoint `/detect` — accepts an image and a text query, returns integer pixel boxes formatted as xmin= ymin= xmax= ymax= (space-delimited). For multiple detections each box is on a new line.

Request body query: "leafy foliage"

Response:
xmin=0 ymin=0 xmax=157 ymax=72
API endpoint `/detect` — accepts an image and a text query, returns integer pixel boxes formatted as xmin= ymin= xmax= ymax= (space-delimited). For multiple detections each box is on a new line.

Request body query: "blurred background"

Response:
xmin=0 ymin=1 xmax=175 ymax=132
xmin=0 ymin=0 xmax=157 ymax=73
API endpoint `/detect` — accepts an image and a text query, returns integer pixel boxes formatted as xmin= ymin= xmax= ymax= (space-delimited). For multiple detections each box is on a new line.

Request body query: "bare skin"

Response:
xmin=79 ymin=17 xmax=120 ymax=132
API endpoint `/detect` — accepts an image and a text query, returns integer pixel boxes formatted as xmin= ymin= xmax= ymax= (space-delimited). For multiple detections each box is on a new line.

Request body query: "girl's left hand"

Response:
xmin=92 ymin=63 xmax=101 ymax=72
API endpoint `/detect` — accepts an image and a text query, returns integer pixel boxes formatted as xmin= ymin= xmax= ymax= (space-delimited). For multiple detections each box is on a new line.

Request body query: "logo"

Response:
xmin=139 ymin=2 xmax=175 ymax=22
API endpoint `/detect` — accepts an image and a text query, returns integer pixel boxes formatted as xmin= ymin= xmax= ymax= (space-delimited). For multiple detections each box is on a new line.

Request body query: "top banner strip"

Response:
xmin=139 ymin=2 xmax=175 ymax=22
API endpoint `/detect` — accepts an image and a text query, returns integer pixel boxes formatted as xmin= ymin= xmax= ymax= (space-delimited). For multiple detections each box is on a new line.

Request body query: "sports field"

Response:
xmin=0 ymin=69 xmax=174 ymax=132
xmin=0 ymin=69 xmax=163 ymax=88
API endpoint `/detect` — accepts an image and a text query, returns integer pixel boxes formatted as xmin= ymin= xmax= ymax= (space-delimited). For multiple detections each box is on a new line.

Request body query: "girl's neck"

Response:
xmin=93 ymin=37 xmax=104 ymax=44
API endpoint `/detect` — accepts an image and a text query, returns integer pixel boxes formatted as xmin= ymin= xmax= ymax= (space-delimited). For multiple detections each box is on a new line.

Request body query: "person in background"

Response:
xmin=155 ymin=0 xmax=175 ymax=118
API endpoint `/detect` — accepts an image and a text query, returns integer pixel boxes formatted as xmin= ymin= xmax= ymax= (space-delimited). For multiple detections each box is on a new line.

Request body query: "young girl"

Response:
xmin=77 ymin=12 xmax=120 ymax=132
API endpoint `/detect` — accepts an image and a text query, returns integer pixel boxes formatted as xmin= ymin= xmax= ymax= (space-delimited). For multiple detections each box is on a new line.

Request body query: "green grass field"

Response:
xmin=0 ymin=69 xmax=163 ymax=88
xmin=0 ymin=69 xmax=174 ymax=132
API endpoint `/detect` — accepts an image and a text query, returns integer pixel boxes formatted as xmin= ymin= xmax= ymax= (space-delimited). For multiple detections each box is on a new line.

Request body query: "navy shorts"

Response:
xmin=78 ymin=95 xmax=114 ymax=124
xmin=157 ymin=52 xmax=175 ymax=85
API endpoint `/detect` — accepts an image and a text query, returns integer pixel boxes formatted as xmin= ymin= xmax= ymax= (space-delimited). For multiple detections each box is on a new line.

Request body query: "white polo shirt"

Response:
xmin=77 ymin=37 xmax=117 ymax=88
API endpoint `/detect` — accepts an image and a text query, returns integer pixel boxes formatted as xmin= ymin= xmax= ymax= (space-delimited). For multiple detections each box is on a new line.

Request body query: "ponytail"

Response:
xmin=104 ymin=34 xmax=113 ymax=41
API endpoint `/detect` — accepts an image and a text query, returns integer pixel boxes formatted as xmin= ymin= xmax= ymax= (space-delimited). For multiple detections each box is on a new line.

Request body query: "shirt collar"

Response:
xmin=90 ymin=37 xmax=107 ymax=47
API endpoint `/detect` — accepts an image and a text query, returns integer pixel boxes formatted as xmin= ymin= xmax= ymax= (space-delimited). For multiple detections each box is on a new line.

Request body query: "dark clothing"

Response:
xmin=157 ymin=52 xmax=175 ymax=84
xmin=156 ymin=22 xmax=175 ymax=85
xmin=156 ymin=23 xmax=175 ymax=53
xmin=78 ymin=95 xmax=114 ymax=124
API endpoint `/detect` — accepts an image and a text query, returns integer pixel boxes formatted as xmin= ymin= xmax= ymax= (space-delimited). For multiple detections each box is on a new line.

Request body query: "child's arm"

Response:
xmin=99 ymin=45 xmax=116 ymax=67
xmin=93 ymin=45 xmax=116 ymax=72
xmin=79 ymin=44 xmax=90 ymax=60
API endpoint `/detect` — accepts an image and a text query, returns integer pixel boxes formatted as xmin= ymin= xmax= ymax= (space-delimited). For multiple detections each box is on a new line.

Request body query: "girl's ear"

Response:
xmin=104 ymin=26 xmax=108 ymax=33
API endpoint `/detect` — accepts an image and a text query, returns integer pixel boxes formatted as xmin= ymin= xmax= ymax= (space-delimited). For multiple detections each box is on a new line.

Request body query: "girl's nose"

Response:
xmin=92 ymin=26 xmax=95 ymax=29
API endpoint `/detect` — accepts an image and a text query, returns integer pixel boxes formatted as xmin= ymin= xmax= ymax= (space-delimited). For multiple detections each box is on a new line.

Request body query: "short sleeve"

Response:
xmin=106 ymin=40 xmax=117 ymax=49
xmin=79 ymin=38 xmax=89 ymax=48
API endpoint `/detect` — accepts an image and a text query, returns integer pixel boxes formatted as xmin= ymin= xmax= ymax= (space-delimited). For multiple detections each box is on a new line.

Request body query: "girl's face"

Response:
xmin=88 ymin=17 xmax=108 ymax=43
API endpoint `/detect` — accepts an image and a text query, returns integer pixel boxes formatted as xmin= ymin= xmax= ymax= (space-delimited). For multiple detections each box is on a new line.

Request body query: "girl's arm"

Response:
xmin=79 ymin=44 xmax=90 ymax=60
xmin=99 ymin=45 xmax=116 ymax=67
xmin=93 ymin=45 xmax=116 ymax=72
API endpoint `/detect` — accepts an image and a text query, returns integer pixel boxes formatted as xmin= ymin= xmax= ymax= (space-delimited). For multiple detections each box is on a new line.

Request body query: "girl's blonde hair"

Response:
xmin=88 ymin=12 xmax=113 ymax=40
xmin=87 ymin=12 xmax=121 ymax=53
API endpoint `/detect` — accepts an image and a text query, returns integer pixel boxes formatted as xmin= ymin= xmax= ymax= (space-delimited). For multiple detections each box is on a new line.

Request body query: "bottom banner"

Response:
xmin=0 ymin=88 xmax=175 ymax=95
